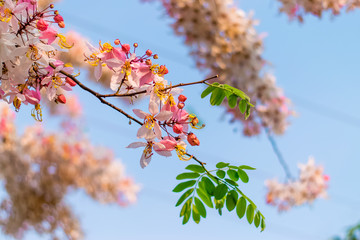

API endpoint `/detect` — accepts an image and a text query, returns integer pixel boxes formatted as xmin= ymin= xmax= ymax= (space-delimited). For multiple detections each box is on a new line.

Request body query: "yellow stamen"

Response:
xmin=144 ymin=115 xmax=155 ymax=129
xmin=26 ymin=45 xmax=42 ymax=61
xmin=57 ymin=34 xmax=74 ymax=49
xmin=52 ymin=75 xmax=63 ymax=87
xmin=0 ymin=8 xmax=12 ymax=22
xmin=143 ymin=142 xmax=153 ymax=159
xmin=153 ymin=82 xmax=167 ymax=101
xmin=175 ymin=145 xmax=192 ymax=161
xmin=189 ymin=114 xmax=205 ymax=129
xmin=165 ymin=94 xmax=176 ymax=106
xmin=121 ymin=61 xmax=132 ymax=77
xmin=99 ymin=41 xmax=113 ymax=53
xmin=31 ymin=104 xmax=42 ymax=122
xmin=85 ymin=52 xmax=101 ymax=66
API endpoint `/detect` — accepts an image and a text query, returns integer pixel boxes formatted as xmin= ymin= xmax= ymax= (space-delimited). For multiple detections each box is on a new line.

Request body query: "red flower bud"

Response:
xmin=191 ymin=117 xmax=199 ymax=126
xmin=145 ymin=59 xmax=152 ymax=66
xmin=54 ymin=14 xmax=64 ymax=23
xmin=178 ymin=94 xmax=187 ymax=102
xmin=177 ymin=102 xmax=185 ymax=109
xmin=114 ymin=39 xmax=120 ymax=45
xmin=57 ymin=94 xmax=66 ymax=104
xmin=36 ymin=19 xmax=48 ymax=31
xmin=187 ymin=133 xmax=200 ymax=146
xmin=65 ymin=77 xmax=76 ymax=87
xmin=173 ymin=124 xmax=183 ymax=134
xmin=58 ymin=21 xmax=65 ymax=28
xmin=122 ymin=44 xmax=131 ymax=53
xmin=146 ymin=49 xmax=152 ymax=56
xmin=159 ymin=65 xmax=169 ymax=75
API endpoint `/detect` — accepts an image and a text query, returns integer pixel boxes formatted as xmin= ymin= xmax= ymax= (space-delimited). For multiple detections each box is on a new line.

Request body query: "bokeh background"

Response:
xmin=5 ymin=0 xmax=360 ymax=239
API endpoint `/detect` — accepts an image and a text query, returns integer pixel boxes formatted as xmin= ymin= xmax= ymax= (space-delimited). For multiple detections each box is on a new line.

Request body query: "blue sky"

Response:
xmin=9 ymin=0 xmax=360 ymax=239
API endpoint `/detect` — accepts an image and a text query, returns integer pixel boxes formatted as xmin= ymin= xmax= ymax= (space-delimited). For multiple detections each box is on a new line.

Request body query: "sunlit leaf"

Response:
xmin=195 ymin=197 xmax=207 ymax=218
xmin=236 ymin=197 xmax=246 ymax=219
xmin=214 ymin=184 xmax=228 ymax=200
xmin=185 ymin=164 xmax=205 ymax=173
xmin=246 ymin=204 xmax=255 ymax=224
xmin=176 ymin=172 xmax=200 ymax=180
xmin=175 ymin=188 xmax=194 ymax=207
xmin=197 ymin=188 xmax=213 ymax=208
xmin=238 ymin=169 xmax=249 ymax=183
xmin=173 ymin=180 xmax=196 ymax=192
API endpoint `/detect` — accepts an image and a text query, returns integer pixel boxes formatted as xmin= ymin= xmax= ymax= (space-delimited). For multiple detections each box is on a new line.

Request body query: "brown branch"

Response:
xmin=49 ymin=63 xmax=142 ymax=125
xmin=98 ymin=75 xmax=219 ymax=98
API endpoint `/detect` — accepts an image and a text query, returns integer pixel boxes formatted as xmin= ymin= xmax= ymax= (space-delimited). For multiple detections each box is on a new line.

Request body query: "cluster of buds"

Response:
xmin=0 ymin=0 xmax=75 ymax=121
xmin=0 ymin=102 xmax=140 ymax=239
xmin=277 ymin=0 xmax=360 ymax=21
xmin=265 ymin=157 xmax=329 ymax=211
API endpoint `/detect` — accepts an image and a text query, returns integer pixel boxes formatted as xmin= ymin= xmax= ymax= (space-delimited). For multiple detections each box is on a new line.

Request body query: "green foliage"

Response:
xmin=331 ymin=221 xmax=360 ymax=240
xmin=173 ymin=162 xmax=265 ymax=231
xmin=201 ymin=82 xmax=254 ymax=119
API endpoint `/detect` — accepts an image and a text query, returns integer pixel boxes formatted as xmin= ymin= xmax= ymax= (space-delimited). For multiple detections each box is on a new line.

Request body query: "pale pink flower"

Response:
xmin=133 ymin=102 xmax=172 ymax=140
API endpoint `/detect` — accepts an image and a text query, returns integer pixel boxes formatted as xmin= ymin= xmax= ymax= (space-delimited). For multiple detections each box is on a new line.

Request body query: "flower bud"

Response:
xmin=191 ymin=116 xmax=199 ymax=126
xmin=49 ymin=4 xmax=54 ymax=8
xmin=187 ymin=133 xmax=200 ymax=146
xmin=323 ymin=175 xmax=330 ymax=181
xmin=36 ymin=18 xmax=48 ymax=31
xmin=159 ymin=65 xmax=168 ymax=75
xmin=146 ymin=49 xmax=152 ymax=56
xmin=133 ymin=43 xmax=138 ymax=48
xmin=145 ymin=59 xmax=152 ymax=66
xmin=114 ymin=39 xmax=120 ymax=45
xmin=177 ymin=102 xmax=185 ymax=109
xmin=178 ymin=95 xmax=187 ymax=102
xmin=122 ymin=44 xmax=130 ymax=53
xmin=56 ymin=94 xmax=66 ymax=104
xmin=65 ymin=77 xmax=76 ymax=87
xmin=57 ymin=21 xmax=65 ymax=28
xmin=54 ymin=14 xmax=64 ymax=23
xmin=153 ymin=54 xmax=158 ymax=59
xmin=173 ymin=124 xmax=183 ymax=134
xmin=30 ymin=0 xmax=36 ymax=5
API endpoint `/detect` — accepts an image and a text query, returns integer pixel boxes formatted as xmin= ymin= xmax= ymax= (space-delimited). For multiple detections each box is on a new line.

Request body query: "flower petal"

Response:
xmin=156 ymin=111 xmax=173 ymax=121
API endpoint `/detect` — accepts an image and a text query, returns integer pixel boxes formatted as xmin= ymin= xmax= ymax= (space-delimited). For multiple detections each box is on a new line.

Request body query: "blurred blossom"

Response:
xmin=265 ymin=157 xmax=329 ymax=211
xmin=0 ymin=103 xmax=140 ymax=239
xmin=150 ymin=0 xmax=294 ymax=136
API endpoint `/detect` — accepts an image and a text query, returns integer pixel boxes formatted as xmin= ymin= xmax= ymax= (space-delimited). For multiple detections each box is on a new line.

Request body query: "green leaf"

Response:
xmin=195 ymin=197 xmax=207 ymax=218
xmin=238 ymin=169 xmax=249 ymax=183
xmin=227 ymin=94 xmax=238 ymax=108
xmin=239 ymin=99 xmax=247 ymax=114
xmin=254 ymin=211 xmax=261 ymax=228
xmin=214 ymin=199 xmax=224 ymax=216
xmin=236 ymin=197 xmax=246 ymax=219
xmin=175 ymin=188 xmax=194 ymax=207
xmin=245 ymin=104 xmax=251 ymax=120
xmin=207 ymin=174 xmax=219 ymax=184
xmin=214 ymin=184 xmax=228 ymax=200
xmin=180 ymin=198 xmax=192 ymax=217
xmin=201 ymin=177 xmax=215 ymax=195
xmin=173 ymin=180 xmax=197 ymax=193
xmin=225 ymin=178 xmax=238 ymax=186
xmin=176 ymin=172 xmax=200 ymax=180
xmin=197 ymin=188 xmax=213 ymax=208
xmin=246 ymin=204 xmax=255 ymax=224
xmin=185 ymin=164 xmax=205 ymax=173
xmin=201 ymin=86 xmax=215 ymax=98
xmin=183 ymin=209 xmax=191 ymax=224
xmin=226 ymin=192 xmax=237 ymax=212
xmin=216 ymin=170 xmax=226 ymax=179
xmin=238 ymin=165 xmax=256 ymax=170
xmin=210 ymin=88 xmax=224 ymax=106
xmin=216 ymin=162 xmax=230 ymax=168
xmin=227 ymin=169 xmax=239 ymax=182
xmin=261 ymin=219 xmax=266 ymax=231
xmin=192 ymin=205 xmax=200 ymax=224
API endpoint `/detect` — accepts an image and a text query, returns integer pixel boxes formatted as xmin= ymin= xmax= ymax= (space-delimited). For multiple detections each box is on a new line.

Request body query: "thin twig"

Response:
xmin=49 ymin=63 xmax=142 ymax=125
xmin=98 ymin=75 xmax=219 ymax=98
xmin=265 ymin=128 xmax=293 ymax=180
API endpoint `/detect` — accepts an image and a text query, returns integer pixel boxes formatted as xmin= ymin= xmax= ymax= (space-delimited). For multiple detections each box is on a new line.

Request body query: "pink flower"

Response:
xmin=39 ymin=28 xmax=58 ymax=44
xmin=127 ymin=141 xmax=166 ymax=168
xmin=36 ymin=18 xmax=49 ymax=31
xmin=133 ymin=102 xmax=172 ymax=140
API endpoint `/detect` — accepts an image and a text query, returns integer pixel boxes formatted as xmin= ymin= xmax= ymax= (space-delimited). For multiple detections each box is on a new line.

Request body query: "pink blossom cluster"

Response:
xmin=265 ymin=157 xmax=329 ymax=211
xmin=151 ymin=0 xmax=293 ymax=136
xmin=277 ymin=0 xmax=360 ymax=20
xmin=0 ymin=0 xmax=76 ymax=121
xmin=85 ymin=40 xmax=203 ymax=168
xmin=0 ymin=102 xmax=140 ymax=239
